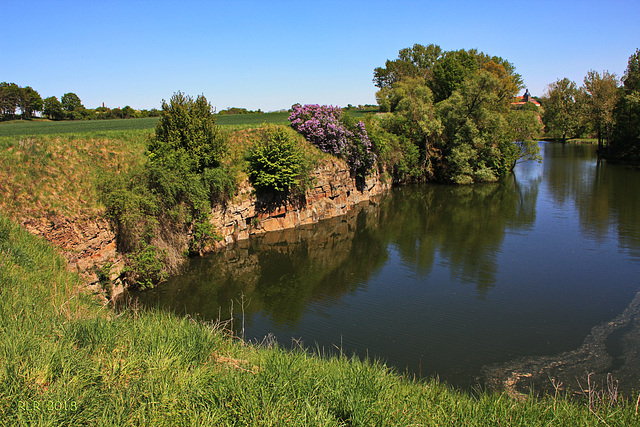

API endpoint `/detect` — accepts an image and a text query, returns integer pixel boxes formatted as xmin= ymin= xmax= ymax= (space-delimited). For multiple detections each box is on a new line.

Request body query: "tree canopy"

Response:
xmin=610 ymin=49 xmax=640 ymax=161
xmin=541 ymin=78 xmax=580 ymax=143
xmin=371 ymin=43 xmax=539 ymax=184
xmin=150 ymin=92 xmax=228 ymax=173
xmin=539 ymin=48 xmax=640 ymax=164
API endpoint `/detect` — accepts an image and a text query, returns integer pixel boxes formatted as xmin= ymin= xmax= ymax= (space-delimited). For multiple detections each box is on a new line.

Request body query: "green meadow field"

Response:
xmin=0 ymin=112 xmax=291 ymax=137
xmin=0 ymin=109 xmax=380 ymax=137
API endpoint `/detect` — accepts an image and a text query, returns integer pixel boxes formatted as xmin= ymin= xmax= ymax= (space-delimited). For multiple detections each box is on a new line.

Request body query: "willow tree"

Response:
xmin=373 ymin=44 xmax=538 ymax=184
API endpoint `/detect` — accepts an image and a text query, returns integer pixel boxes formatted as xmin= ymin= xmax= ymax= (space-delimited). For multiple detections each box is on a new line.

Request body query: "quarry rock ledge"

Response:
xmin=208 ymin=159 xmax=390 ymax=250
xmin=15 ymin=158 xmax=389 ymax=299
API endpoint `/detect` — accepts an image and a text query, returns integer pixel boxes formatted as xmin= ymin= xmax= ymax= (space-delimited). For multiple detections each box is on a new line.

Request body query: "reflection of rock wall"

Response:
xmin=205 ymin=198 xmax=382 ymax=285
xmin=22 ymin=157 xmax=388 ymax=297
xmin=210 ymin=158 xmax=389 ymax=249
xmin=143 ymin=199 xmax=386 ymax=324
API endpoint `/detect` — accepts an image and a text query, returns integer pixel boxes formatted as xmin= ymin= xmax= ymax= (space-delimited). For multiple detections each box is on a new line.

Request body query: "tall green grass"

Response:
xmin=2 ymin=215 xmax=640 ymax=426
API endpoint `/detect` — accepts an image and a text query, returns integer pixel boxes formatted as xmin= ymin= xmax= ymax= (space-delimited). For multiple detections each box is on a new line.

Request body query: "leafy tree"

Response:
xmin=582 ymin=70 xmax=619 ymax=149
xmin=61 ymin=92 xmax=83 ymax=112
xmin=373 ymin=43 xmax=443 ymax=89
xmin=122 ymin=105 xmax=137 ymax=118
xmin=430 ymin=49 xmax=479 ymax=103
xmin=17 ymin=86 xmax=43 ymax=119
xmin=374 ymin=44 xmax=523 ymax=106
xmin=480 ymin=59 xmax=524 ymax=104
xmin=150 ymin=91 xmax=228 ymax=173
xmin=373 ymin=45 xmax=533 ymax=183
xmin=505 ymin=110 xmax=543 ymax=169
xmin=541 ymin=78 xmax=580 ymax=143
xmin=377 ymin=78 xmax=441 ymax=179
xmin=0 ymin=82 xmax=20 ymax=120
xmin=43 ymin=96 xmax=64 ymax=120
xmin=436 ymin=70 xmax=517 ymax=183
xmin=109 ymin=107 xmax=123 ymax=119
xmin=611 ymin=48 xmax=640 ymax=161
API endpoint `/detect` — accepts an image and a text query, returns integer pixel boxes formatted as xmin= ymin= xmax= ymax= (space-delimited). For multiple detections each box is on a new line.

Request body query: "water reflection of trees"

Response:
xmin=377 ymin=176 xmax=538 ymax=296
xmin=133 ymin=203 xmax=389 ymax=325
xmin=542 ymin=143 xmax=640 ymax=260
xmin=134 ymin=165 xmax=541 ymax=324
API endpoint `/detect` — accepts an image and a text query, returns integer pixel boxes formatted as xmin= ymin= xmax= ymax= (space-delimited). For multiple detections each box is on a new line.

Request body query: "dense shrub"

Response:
xmin=340 ymin=114 xmax=377 ymax=182
xmin=149 ymin=91 xmax=228 ymax=173
xmin=101 ymin=92 xmax=235 ymax=288
xmin=246 ymin=124 xmax=309 ymax=195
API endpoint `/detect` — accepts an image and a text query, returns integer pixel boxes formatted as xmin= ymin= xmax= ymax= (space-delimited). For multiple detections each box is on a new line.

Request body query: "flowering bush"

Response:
xmin=289 ymin=104 xmax=347 ymax=155
xmin=289 ymin=104 xmax=376 ymax=182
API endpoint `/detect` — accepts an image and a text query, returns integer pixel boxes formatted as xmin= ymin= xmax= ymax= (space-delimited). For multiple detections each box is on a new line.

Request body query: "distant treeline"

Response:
xmin=539 ymin=48 xmax=640 ymax=163
xmin=0 ymin=83 xmax=161 ymax=121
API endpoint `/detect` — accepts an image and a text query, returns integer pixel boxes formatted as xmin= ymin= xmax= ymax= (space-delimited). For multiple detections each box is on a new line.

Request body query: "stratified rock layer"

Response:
xmin=17 ymin=157 xmax=390 ymax=298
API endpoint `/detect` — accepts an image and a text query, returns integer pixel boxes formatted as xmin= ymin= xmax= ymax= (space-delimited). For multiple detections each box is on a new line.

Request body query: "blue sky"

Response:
xmin=2 ymin=0 xmax=639 ymax=111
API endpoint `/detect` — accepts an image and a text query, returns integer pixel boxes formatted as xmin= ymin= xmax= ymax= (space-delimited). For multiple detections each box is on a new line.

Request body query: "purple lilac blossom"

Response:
xmin=289 ymin=104 xmax=376 ymax=178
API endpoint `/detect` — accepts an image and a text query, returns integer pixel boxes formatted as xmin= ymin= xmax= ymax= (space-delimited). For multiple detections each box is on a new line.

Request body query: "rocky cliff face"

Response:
xmin=17 ymin=157 xmax=390 ymax=298
xmin=21 ymin=213 xmax=125 ymax=297
xmin=210 ymin=159 xmax=389 ymax=248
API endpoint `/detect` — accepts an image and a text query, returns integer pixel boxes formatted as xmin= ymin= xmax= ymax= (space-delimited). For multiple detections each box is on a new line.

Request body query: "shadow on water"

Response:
xmin=130 ymin=142 xmax=640 ymax=394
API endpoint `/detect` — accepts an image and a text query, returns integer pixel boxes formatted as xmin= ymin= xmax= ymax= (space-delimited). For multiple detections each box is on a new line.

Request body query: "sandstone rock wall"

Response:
xmin=210 ymin=159 xmax=390 ymax=248
xmin=18 ymin=157 xmax=390 ymax=296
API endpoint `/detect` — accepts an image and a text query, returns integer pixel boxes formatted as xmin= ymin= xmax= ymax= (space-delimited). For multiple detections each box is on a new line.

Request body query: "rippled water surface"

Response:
xmin=133 ymin=143 xmax=640 ymax=390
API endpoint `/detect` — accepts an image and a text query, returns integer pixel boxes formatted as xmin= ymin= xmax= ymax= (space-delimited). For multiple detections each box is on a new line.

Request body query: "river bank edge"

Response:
xmin=18 ymin=155 xmax=391 ymax=302
xmin=3 ymin=214 xmax=639 ymax=425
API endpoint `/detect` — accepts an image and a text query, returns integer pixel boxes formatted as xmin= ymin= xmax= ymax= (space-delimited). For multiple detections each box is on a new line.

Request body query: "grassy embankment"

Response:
xmin=3 ymin=215 xmax=640 ymax=426
xmin=2 ymin=115 xmax=639 ymax=425
xmin=0 ymin=112 xmax=289 ymax=218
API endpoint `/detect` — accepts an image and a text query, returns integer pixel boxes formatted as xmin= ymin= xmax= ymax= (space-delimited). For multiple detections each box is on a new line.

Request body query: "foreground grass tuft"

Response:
xmin=2 ymin=217 xmax=640 ymax=425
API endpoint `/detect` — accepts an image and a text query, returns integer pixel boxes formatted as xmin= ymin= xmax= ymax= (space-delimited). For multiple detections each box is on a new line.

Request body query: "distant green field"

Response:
xmin=0 ymin=117 xmax=160 ymax=137
xmin=0 ymin=112 xmax=293 ymax=137
xmin=216 ymin=111 xmax=290 ymax=127
xmin=0 ymin=109 xmax=379 ymax=137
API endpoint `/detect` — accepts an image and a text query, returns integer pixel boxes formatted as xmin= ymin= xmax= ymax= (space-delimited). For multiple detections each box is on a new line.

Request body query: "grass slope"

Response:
xmin=1 ymin=215 xmax=639 ymax=426
xmin=0 ymin=131 xmax=148 ymax=220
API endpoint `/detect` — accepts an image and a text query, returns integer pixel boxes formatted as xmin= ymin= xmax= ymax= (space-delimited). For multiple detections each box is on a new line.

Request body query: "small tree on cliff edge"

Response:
xmin=149 ymin=91 xmax=228 ymax=173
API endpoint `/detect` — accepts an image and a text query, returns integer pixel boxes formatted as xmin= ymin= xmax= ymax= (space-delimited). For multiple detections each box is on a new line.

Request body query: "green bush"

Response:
xmin=124 ymin=244 xmax=168 ymax=290
xmin=149 ymin=91 xmax=228 ymax=173
xmin=100 ymin=92 xmax=237 ymax=288
xmin=246 ymin=125 xmax=309 ymax=195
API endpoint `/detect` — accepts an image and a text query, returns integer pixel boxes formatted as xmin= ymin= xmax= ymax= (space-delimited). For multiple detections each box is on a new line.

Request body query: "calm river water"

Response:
xmin=132 ymin=143 xmax=640 ymax=392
